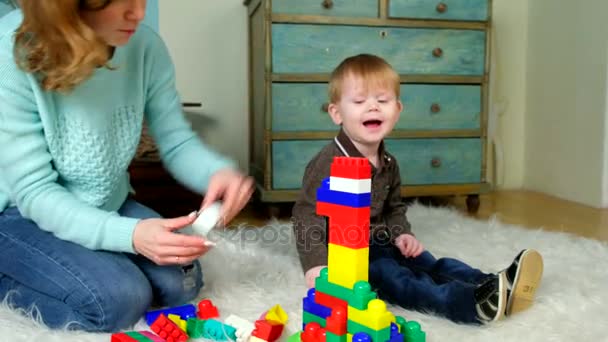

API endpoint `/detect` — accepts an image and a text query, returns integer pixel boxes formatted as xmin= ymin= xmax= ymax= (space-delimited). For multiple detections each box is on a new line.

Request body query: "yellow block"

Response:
xmin=347 ymin=299 xmax=394 ymax=331
xmin=265 ymin=304 xmax=288 ymax=325
xmin=347 ymin=333 xmax=353 ymax=342
xmin=167 ymin=313 xmax=187 ymax=332
xmin=328 ymin=243 xmax=368 ymax=289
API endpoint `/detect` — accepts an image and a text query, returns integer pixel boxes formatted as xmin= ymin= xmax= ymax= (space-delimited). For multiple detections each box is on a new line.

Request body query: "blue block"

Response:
xmin=145 ymin=304 xmax=196 ymax=325
xmin=317 ymin=178 xmax=370 ymax=208
xmin=353 ymin=332 xmax=372 ymax=342
xmin=388 ymin=323 xmax=403 ymax=342
xmin=303 ymin=288 xmax=332 ymax=319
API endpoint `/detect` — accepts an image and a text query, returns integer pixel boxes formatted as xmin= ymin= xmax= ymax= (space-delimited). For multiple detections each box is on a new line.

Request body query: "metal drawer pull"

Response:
xmin=436 ymin=2 xmax=448 ymax=13
xmin=321 ymin=102 xmax=329 ymax=112
xmin=322 ymin=0 xmax=333 ymax=9
xmin=431 ymin=157 xmax=442 ymax=168
xmin=430 ymin=103 xmax=441 ymax=113
xmin=432 ymin=47 xmax=443 ymax=58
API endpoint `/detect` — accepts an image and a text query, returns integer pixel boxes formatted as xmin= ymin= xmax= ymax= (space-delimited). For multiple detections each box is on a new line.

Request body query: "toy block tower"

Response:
xmin=293 ymin=157 xmax=425 ymax=342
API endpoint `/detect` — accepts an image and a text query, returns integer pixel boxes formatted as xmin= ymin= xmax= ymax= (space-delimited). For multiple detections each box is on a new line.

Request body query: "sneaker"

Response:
xmin=502 ymin=249 xmax=544 ymax=316
xmin=474 ymin=272 xmax=507 ymax=323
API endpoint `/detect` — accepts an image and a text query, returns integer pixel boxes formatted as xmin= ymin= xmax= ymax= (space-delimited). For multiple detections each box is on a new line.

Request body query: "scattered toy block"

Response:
xmin=167 ymin=313 xmax=187 ymax=332
xmin=202 ymin=318 xmax=237 ymax=341
xmin=150 ymin=314 xmax=188 ymax=342
xmin=225 ymin=314 xmax=255 ymax=342
xmin=265 ymin=304 xmax=288 ymax=325
xmin=197 ymin=299 xmax=220 ymax=319
xmin=139 ymin=331 xmax=166 ymax=342
xmin=145 ymin=304 xmax=196 ymax=325
xmin=186 ymin=318 xmax=206 ymax=339
xmin=111 ymin=332 xmax=139 ymax=342
xmin=251 ymin=319 xmax=284 ymax=342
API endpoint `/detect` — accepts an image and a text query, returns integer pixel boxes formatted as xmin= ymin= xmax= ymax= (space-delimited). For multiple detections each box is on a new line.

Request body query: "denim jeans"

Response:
xmin=368 ymin=240 xmax=491 ymax=324
xmin=0 ymin=199 xmax=203 ymax=332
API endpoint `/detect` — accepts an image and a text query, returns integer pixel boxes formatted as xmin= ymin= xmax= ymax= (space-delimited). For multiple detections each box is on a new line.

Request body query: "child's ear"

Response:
xmin=327 ymin=103 xmax=343 ymax=125
xmin=397 ymin=100 xmax=404 ymax=113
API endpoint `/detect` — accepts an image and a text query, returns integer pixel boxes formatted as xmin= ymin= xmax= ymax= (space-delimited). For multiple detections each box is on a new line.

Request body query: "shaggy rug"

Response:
xmin=0 ymin=203 xmax=607 ymax=342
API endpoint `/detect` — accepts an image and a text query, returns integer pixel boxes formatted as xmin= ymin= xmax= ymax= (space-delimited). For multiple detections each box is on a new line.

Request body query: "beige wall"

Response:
xmin=524 ymin=0 xmax=608 ymax=208
xmin=158 ymin=0 xmax=249 ymax=170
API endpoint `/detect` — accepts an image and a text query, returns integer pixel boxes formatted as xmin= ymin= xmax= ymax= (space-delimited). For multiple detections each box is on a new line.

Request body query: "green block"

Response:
xmin=326 ymin=331 xmax=347 ymax=342
xmin=403 ymin=321 xmax=426 ymax=342
xmin=187 ymin=318 xmax=206 ymax=339
xmin=287 ymin=331 xmax=302 ymax=342
xmin=347 ymin=320 xmax=391 ymax=342
xmin=303 ymin=311 xmax=327 ymax=327
xmin=315 ymin=268 xmax=377 ymax=310
xmin=395 ymin=316 xmax=407 ymax=333
xmin=125 ymin=331 xmax=153 ymax=342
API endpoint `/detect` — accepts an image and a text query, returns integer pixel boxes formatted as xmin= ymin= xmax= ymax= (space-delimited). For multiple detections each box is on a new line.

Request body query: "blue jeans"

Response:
xmin=369 ymin=241 xmax=491 ymax=324
xmin=0 ymin=199 xmax=203 ymax=332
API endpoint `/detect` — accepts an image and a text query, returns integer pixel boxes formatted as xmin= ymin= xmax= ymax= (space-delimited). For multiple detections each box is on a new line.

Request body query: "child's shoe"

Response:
xmin=474 ymin=272 xmax=507 ymax=323
xmin=502 ymin=249 xmax=544 ymax=316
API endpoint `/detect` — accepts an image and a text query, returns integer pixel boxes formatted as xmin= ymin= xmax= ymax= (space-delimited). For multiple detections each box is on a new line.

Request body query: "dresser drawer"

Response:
xmin=272 ymin=0 xmax=379 ymax=18
xmin=272 ymin=83 xmax=480 ymax=131
xmin=272 ymin=140 xmax=330 ymax=189
xmin=389 ymin=0 xmax=488 ymax=21
xmin=398 ymin=84 xmax=481 ymax=130
xmin=272 ymin=83 xmax=335 ymax=131
xmin=385 ymin=138 xmax=481 ymax=185
xmin=272 ymin=24 xmax=485 ymax=75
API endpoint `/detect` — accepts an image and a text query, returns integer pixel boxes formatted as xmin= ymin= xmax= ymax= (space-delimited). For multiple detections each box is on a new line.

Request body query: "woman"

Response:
xmin=0 ymin=0 xmax=253 ymax=332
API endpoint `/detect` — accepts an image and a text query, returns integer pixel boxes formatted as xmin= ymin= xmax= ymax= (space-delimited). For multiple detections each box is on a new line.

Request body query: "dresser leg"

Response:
xmin=466 ymin=194 xmax=480 ymax=214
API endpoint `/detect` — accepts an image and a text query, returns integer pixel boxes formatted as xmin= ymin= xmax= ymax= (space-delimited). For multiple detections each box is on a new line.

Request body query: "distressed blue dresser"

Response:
xmin=244 ymin=0 xmax=492 ymax=212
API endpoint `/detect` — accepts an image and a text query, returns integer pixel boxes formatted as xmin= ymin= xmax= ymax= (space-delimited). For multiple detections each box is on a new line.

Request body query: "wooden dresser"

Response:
xmin=244 ymin=0 xmax=492 ymax=212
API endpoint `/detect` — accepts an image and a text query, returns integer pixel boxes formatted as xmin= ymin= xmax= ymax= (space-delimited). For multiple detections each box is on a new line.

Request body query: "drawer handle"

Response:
xmin=430 ymin=103 xmax=441 ymax=113
xmin=431 ymin=157 xmax=442 ymax=168
xmin=321 ymin=0 xmax=333 ymax=9
xmin=321 ymin=102 xmax=329 ymax=112
xmin=436 ymin=2 xmax=448 ymax=13
xmin=432 ymin=48 xmax=443 ymax=58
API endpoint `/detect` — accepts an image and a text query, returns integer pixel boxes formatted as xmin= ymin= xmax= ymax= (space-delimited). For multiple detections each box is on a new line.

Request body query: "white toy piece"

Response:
xmin=224 ymin=314 xmax=255 ymax=342
xmin=192 ymin=201 xmax=222 ymax=246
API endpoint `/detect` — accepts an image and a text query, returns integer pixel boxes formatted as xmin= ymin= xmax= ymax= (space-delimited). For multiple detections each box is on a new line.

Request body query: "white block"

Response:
xmin=329 ymin=176 xmax=371 ymax=194
xmin=192 ymin=201 xmax=222 ymax=237
xmin=225 ymin=314 xmax=255 ymax=342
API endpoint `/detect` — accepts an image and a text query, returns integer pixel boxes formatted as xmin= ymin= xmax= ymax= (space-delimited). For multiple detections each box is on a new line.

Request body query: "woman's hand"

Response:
xmin=201 ymin=168 xmax=254 ymax=226
xmin=132 ymin=212 xmax=211 ymax=265
xmin=394 ymin=234 xmax=424 ymax=258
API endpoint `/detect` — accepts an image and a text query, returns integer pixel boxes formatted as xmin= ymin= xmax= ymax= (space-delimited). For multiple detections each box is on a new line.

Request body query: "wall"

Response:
xmin=158 ymin=0 xmax=249 ymax=170
xmin=524 ymin=0 xmax=608 ymax=208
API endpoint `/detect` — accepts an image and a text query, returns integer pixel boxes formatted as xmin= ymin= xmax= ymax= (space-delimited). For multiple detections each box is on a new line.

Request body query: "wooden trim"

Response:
xmin=271 ymin=74 xmax=483 ymax=84
xmin=271 ymin=130 xmax=482 ymax=140
xmin=263 ymin=0 xmax=273 ymax=190
xmin=481 ymin=0 xmax=493 ymax=185
xmin=379 ymin=0 xmax=388 ymax=19
xmin=271 ymin=13 xmax=488 ymax=30
xmin=256 ymin=183 xmax=491 ymax=202
xmin=245 ymin=0 xmax=262 ymax=16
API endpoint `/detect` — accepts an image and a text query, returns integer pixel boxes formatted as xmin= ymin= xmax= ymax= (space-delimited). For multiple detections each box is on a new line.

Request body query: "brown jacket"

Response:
xmin=291 ymin=129 xmax=412 ymax=273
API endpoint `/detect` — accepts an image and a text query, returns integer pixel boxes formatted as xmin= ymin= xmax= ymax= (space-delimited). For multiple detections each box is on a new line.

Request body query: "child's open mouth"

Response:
xmin=363 ymin=119 xmax=383 ymax=128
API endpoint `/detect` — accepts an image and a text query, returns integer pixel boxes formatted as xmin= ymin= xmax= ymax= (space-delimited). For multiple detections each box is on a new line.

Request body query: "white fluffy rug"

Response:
xmin=1 ymin=203 xmax=607 ymax=342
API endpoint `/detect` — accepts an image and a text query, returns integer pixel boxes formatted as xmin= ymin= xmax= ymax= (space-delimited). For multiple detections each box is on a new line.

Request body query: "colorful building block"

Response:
xmin=347 ymin=320 xmax=390 ymax=342
xmin=145 ymin=304 xmax=196 ymax=325
xmin=315 ymin=290 xmax=347 ymax=311
xmin=287 ymin=331 xmax=302 ymax=342
xmin=303 ymin=311 xmax=327 ymax=327
xmin=139 ymin=331 xmax=166 ymax=342
xmin=111 ymin=333 xmax=139 ymax=342
xmin=327 ymin=243 xmax=369 ymax=289
xmin=325 ymin=307 xmax=347 ymax=335
xmin=403 ymin=321 xmax=426 ymax=342
xmin=329 ymin=157 xmax=371 ymax=179
xmin=186 ymin=317 xmax=206 ymax=338
xmin=347 ymin=299 xmax=394 ymax=331
xmin=388 ymin=323 xmax=403 ymax=342
xmin=167 ymin=313 xmax=187 ymax=332
xmin=251 ymin=319 xmax=284 ymax=342
xmin=197 ymin=299 xmax=220 ymax=319
xmin=351 ymin=332 xmax=371 ymax=342
xmin=149 ymin=314 xmax=188 ymax=342
xmin=202 ymin=319 xmax=237 ymax=341
xmin=265 ymin=304 xmax=289 ymax=325
xmin=326 ymin=331 xmax=347 ymax=342
xmin=329 ymin=176 xmax=371 ymax=194
xmin=304 ymin=288 xmax=332 ymax=318
xmin=301 ymin=322 xmax=327 ymax=342
xmin=317 ymin=179 xmax=371 ymax=207
xmin=315 ymin=268 xmax=376 ymax=310
xmin=225 ymin=314 xmax=255 ymax=342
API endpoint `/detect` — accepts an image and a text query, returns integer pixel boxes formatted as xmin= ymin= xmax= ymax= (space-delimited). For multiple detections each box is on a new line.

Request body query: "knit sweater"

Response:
xmin=0 ymin=10 xmax=235 ymax=253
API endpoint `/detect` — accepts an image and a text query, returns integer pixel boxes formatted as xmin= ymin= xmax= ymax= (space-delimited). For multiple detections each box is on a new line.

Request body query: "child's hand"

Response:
xmin=201 ymin=168 xmax=254 ymax=225
xmin=395 ymin=234 xmax=424 ymax=258
xmin=305 ymin=265 xmax=326 ymax=288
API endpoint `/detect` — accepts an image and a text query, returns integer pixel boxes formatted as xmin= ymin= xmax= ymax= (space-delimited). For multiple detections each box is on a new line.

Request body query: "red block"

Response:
xmin=301 ymin=322 xmax=327 ymax=342
xmin=251 ymin=319 xmax=284 ymax=342
xmin=325 ymin=307 xmax=347 ymax=335
xmin=150 ymin=314 xmax=188 ymax=342
xmin=328 ymin=217 xmax=370 ymax=249
xmin=330 ymin=157 xmax=371 ymax=179
xmin=315 ymin=291 xmax=348 ymax=311
xmin=111 ymin=333 xmax=138 ymax=342
xmin=316 ymin=202 xmax=370 ymax=221
xmin=197 ymin=299 xmax=220 ymax=319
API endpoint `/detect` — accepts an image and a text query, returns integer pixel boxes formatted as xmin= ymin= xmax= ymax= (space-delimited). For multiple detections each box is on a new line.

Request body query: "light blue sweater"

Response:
xmin=0 ymin=11 xmax=235 ymax=253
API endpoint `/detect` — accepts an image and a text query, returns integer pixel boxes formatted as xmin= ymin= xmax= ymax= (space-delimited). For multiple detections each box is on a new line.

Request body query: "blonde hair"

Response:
xmin=328 ymin=54 xmax=400 ymax=103
xmin=14 ymin=0 xmax=113 ymax=92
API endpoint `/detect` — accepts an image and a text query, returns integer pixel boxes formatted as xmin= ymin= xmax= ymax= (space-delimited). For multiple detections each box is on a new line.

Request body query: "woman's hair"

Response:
xmin=14 ymin=0 xmax=113 ymax=92
xmin=328 ymin=54 xmax=400 ymax=103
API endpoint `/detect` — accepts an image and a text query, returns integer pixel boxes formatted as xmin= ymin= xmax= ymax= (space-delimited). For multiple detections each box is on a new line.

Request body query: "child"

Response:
xmin=291 ymin=54 xmax=543 ymax=324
